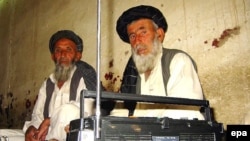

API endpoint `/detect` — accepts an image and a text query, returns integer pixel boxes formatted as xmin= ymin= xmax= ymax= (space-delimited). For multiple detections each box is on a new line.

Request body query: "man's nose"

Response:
xmin=60 ymin=50 xmax=67 ymax=57
xmin=133 ymin=35 xmax=142 ymax=46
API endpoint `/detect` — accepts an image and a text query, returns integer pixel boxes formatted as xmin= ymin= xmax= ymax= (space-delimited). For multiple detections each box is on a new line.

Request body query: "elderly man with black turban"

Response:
xmin=22 ymin=30 xmax=113 ymax=141
xmin=116 ymin=5 xmax=204 ymax=117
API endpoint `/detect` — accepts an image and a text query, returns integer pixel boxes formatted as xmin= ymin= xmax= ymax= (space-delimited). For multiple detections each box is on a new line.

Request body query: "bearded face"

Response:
xmin=53 ymin=61 xmax=75 ymax=82
xmin=132 ymin=35 xmax=162 ymax=74
xmin=52 ymin=38 xmax=80 ymax=82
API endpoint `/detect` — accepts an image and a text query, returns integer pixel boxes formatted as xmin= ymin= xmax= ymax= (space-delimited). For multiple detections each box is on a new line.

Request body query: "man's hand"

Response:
xmin=25 ymin=118 xmax=51 ymax=141
xmin=25 ymin=125 xmax=39 ymax=141
xmin=64 ymin=124 xmax=70 ymax=133
xmin=36 ymin=118 xmax=51 ymax=141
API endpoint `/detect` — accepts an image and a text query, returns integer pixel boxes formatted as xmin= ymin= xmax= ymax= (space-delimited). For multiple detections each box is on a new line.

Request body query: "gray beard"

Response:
xmin=132 ymin=37 xmax=162 ymax=74
xmin=54 ymin=63 xmax=75 ymax=82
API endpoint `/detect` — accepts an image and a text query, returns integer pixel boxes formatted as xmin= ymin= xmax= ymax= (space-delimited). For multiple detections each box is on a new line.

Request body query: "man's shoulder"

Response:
xmin=163 ymin=48 xmax=194 ymax=60
xmin=75 ymin=60 xmax=96 ymax=74
xmin=44 ymin=74 xmax=55 ymax=84
xmin=76 ymin=60 xmax=95 ymax=70
xmin=75 ymin=60 xmax=97 ymax=90
xmin=163 ymin=48 xmax=188 ymax=55
xmin=75 ymin=60 xmax=97 ymax=80
xmin=163 ymin=48 xmax=197 ymax=71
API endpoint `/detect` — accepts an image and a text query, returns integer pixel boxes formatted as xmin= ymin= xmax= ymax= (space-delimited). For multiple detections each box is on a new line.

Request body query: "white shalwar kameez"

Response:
xmin=23 ymin=66 xmax=94 ymax=141
xmin=136 ymin=52 xmax=204 ymax=119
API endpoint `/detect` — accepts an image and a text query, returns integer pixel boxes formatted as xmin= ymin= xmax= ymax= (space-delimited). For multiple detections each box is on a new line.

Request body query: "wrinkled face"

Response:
xmin=127 ymin=19 xmax=164 ymax=73
xmin=51 ymin=38 xmax=81 ymax=66
xmin=127 ymin=18 xmax=164 ymax=56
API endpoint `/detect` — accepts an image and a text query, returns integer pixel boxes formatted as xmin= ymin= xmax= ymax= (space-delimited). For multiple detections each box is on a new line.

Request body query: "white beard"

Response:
xmin=54 ymin=62 xmax=75 ymax=82
xmin=132 ymin=36 xmax=162 ymax=74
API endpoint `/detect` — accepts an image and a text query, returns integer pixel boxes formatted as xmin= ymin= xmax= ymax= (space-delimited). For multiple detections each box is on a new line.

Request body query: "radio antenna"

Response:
xmin=95 ymin=0 xmax=101 ymax=139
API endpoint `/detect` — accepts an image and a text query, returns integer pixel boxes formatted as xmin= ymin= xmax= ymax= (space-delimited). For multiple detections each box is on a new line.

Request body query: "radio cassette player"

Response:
xmin=67 ymin=90 xmax=225 ymax=141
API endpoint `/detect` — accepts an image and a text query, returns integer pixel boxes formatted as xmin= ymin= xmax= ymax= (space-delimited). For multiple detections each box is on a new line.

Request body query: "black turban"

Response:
xmin=49 ymin=30 xmax=83 ymax=53
xmin=116 ymin=5 xmax=168 ymax=43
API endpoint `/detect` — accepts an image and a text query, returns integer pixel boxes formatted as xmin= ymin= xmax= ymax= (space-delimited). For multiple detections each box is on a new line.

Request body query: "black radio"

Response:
xmin=67 ymin=90 xmax=225 ymax=141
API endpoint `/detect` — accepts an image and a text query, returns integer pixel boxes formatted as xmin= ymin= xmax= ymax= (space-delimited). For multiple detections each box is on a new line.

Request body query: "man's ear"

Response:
xmin=156 ymin=28 xmax=165 ymax=43
xmin=75 ymin=52 xmax=82 ymax=61
xmin=51 ymin=54 xmax=56 ymax=61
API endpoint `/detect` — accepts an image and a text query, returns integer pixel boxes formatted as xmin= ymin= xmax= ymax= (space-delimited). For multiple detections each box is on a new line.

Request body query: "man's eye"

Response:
xmin=140 ymin=30 xmax=147 ymax=35
xmin=54 ymin=49 xmax=60 ymax=53
xmin=129 ymin=34 xmax=136 ymax=40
